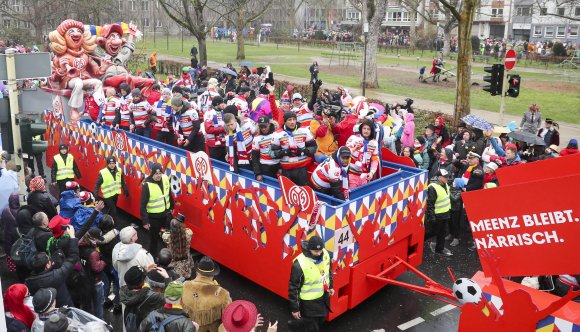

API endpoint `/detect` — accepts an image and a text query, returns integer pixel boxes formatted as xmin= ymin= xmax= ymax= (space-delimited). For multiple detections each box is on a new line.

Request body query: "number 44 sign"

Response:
xmin=334 ymin=226 xmax=354 ymax=251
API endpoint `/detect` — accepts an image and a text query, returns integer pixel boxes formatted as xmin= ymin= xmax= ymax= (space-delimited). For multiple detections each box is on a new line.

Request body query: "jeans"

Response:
xmin=103 ymin=267 xmax=120 ymax=306
xmin=134 ymin=126 xmax=152 ymax=138
xmin=94 ymin=281 xmax=104 ymax=320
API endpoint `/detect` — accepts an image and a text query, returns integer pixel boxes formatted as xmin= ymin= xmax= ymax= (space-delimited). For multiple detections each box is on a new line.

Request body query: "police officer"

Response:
xmin=426 ymin=169 xmax=453 ymax=256
xmin=140 ymin=162 xmax=173 ymax=258
xmin=288 ymin=236 xmax=334 ymax=331
xmin=94 ymin=156 xmax=128 ymax=223
xmin=51 ymin=144 xmax=81 ymax=194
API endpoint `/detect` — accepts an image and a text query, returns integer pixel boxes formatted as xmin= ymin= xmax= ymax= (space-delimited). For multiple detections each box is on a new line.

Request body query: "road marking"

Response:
xmin=430 ymin=304 xmax=457 ymax=316
xmin=397 ymin=317 xmax=425 ymax=330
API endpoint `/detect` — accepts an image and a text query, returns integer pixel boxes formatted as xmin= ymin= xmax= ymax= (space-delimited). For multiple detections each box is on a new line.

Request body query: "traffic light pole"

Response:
xmin=499 ymin=70 xmax=508 ymax=124
xmin=5 ymin=49 xmax=28 ymax=201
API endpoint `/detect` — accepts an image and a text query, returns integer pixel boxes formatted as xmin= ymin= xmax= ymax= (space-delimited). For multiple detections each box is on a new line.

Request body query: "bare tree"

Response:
xmin=0 ymin=0 xmax=69 ymax=43
xmin=534 ymin=0 xmax=580 ymax=21
xmin=210 ymin=0 xmax=275 ymax=59
xmin=438 ymin=0 xmax=480 ymax=122
xmin=275 ymin=0 xmax=307 ymax=34
xmin=404 ymin=0 xmax=459 ymax=56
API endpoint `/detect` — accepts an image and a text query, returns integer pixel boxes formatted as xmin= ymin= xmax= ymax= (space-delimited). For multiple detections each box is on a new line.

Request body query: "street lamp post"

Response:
xmin=362 ymin=22 xmax=369 ymax=97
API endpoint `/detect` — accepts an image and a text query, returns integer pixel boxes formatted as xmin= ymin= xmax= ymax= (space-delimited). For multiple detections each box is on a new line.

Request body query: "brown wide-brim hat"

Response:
xmin=195 ymin=256 xmax=220 ymax=276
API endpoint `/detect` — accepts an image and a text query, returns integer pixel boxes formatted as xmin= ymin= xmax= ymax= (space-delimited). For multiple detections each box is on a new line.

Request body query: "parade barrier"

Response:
xmin=44 ymin=110 xmax=428 ymax=320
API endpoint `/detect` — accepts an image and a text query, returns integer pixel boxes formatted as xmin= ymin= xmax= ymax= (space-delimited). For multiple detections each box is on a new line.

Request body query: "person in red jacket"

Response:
xmin=146 ymin=83 xmax=162 ymax=105
xmin=559 ymin=139 xmax=579 ymax=156
xmin=266 ymin=83 xmax=284 ymax=126
xmin=203 ymin=96 xmax=227 ymax=160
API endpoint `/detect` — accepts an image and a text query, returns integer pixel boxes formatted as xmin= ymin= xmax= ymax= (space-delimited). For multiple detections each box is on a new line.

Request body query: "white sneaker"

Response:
xmin=437 ymin=248 xmax=453 ymax=256
xmin=445 ymin=234 xmax=453 ymax=240
xmin=450 ymin=238 xmax=460 ymax=247
xmin=429 ymin=242 xmax=436 ymax=253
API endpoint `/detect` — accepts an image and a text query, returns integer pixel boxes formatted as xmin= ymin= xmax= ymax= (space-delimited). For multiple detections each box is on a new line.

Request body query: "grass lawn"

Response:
xmin=137 ymin=38 xmax=580 ymax=124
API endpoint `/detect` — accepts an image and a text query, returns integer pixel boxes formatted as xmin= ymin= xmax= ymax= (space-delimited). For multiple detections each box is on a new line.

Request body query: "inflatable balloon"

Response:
xmin=249 ymin=96 xmax=272 ymax=122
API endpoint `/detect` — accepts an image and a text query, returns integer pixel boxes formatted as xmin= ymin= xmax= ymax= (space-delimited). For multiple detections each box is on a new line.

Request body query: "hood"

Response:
xmin=112 ymin=242 xmax=144 ymax=262
xmin=358 ymin=120 xmax=376 ymax=141
xmin=8 ymin=192 xmax=20 ymax=210
xmin=405 ymin=113 xmax=414 ymax=122
xmin=120 ymin=286 xmax=157 ymax=306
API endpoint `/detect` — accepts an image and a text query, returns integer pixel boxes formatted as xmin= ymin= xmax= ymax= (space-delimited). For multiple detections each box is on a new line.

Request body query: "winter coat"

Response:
xmin=310 ymin=118 xmax=338 ymax=158
xmin=481 ymin=139 xmax=501 ymax=169
xmin=182 ymin=275 xmax=232 ymax=331
xmin=70 ymin=205 xmax=102 ymax=231
xmin=433 ymin=117 xmax=451 ymax=147
xmin=98 ymin=229 xmax=119 ymax=268
xmin=15 ymin=205 xmax=38 ymax=236
xmin=120 ymin=286 xmax=165 ymax=326
xmin=25 ymin=238 xmax=80 ymax=307
xmin=26 ymin=190 xmax=58 ymax=220
xmin=79 ymin=237 xmax=106 ymax=282
xmin=58 ymin=190 xmax=82 ymax=219
xmin=112 ymin=242 xmax=155 ymax=287
xmin=454 ymin=161 xmax=484 ymax=192
xmin=401 ymin=113 xmax=415 ymax=148
xmin=453 ymin=140 xmax=477 ymax=161
xmin=426 ymin=178 xmax=451 ymax=223
xmin=560 ymin=147 xmax=579 ymax=156
xmin=26 ymin=226 xmax=52 ymax=253
xmin=288 ymin=241 xmax=333 ymax=318
xmin=2 ymin=193 xmax=20 ymax=254
xmin=5 ymin=312 xmax=29 ymax=332
xmin=334 ymin=114 xmax=358 ymax=148
xmin=0 ymin=168 xmax=18 ymax=212
xmin=139 ymin=307 xmax=196 ymax=332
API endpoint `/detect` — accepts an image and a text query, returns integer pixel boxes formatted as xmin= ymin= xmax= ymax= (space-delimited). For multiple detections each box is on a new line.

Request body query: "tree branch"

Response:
xmin=438 ymin=0 xmax=461 ymax=20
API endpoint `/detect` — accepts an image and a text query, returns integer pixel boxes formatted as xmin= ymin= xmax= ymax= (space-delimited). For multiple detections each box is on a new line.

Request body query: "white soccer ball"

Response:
xmin=89 ymin=122 xmax=98 ymax=137
xmin=170 ymin=174 xmax=182 ymax=196
xmin=452 ymin=278 xmax=482 ymax=305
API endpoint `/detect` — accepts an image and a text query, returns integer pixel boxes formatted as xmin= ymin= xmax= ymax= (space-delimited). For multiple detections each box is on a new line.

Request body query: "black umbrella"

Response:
xmin=218 ymin=67 xmax=238 ymax=77
xmin=507 ymin=131 xmax=546 ymax=146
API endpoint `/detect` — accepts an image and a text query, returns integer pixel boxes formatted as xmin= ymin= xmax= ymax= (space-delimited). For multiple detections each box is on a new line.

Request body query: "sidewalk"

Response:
xmin=158 ymin=54 xmax=580 ymax=144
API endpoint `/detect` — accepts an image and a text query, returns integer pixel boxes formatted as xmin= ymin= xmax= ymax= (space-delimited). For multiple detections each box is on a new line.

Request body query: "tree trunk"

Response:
xmin=236 ymin=5 xmax=246 ymax=60
xmin=198 ymin=35 xmax=208 ymax=66
xmin=453 ymin=3 xmax=477 ymax=124
xmin=442 ymin=30 xmax=451 ymax=56
xmin=33 ymin=23 xmax=44 ymax=44
xmin=409 ymin=10 xmax=417 ymax=49
xmin=364 ymin=28 xmax=380 ymax=88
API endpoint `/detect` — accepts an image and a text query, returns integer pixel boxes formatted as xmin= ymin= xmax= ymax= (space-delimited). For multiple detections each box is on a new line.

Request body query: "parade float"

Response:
xmin=37 ymin=18 xmax=579 ymax=328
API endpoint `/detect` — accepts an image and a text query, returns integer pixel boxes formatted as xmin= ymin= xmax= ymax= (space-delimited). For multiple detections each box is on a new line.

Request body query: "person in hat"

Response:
xmin=161 ymin=217 xmax=194 ymax=279
xmin=204 ymin=95 xmax=228 ymax=160
xmin=537 ymin=118 xmax=560 ymax=147
xmin=197 ymin=77 xmax=220 ymax=114
xmin=490 ymin=145 xmax=524 ymax=168
xmin=51 ymin=144 xmax=82 ymax=195
xmin=413 ymin=136 xmax=430 ymax=169
xmin=43 ymin=312 xmax=70 ymax=332
xmin=31 ymin=287 xmax=60 ymax=331
xmin=78 ymin=227 xmax=107 ymax=319
xmin=288 ymin=235 xmax=333 ymax=331
xmin=346 ymin=119 xmax=380 ymax=188
xmin=182 ymin=256 xmax=232 ymax=331
xmin=175 ymin=66 xmax=194 ymax=88
xmin=172 ymin=95 xmax=205 ymax=153
xmin=270 ymin=111 xmax=317 ymax=186
xmin=311 ymin=147 xmax=351 ymax=200
xmin=94 ymin=156 xmax=128 ymax=222
xmin=219 ymin=300 xmax=278 ymax=332
xmin=97 ymin=87 xmax=121 ymax=128
xmin=537 ymin=144 xmax=560 ymax=160
xmin=113 ymin=226 xmax=156 ymax=288
xmin=433 ymin=116 xmax=451 ymax=147
xmin=252 ymin=115 xmax=280 ymax=181
xmin=559 ymin=139 xmax=579 ymax=157
xmin=140 ymin=162 xmax=174 ymax=257
xmin=483 ymin=162 xmax=499 ymax=186
xmin=26 ymin=175 xmax=58 ymax=221
xmin=96 ymin=214 xmax=122 ymax=313
xmin=453 ymin=151 xmax=483 ymax=251
xmin=156 ymin=248 xmax=181 ymax=281
xmin=139 ymin=281 xmax=198 ymax=332
xmin=25 ymin=224 xmax=79 ymax=307
xmin=129 ymin=88 xmax=154 ymax=138
xmin=426 ymin=169 xmax=453 ymax=256
xmin=3 ymin=283 xmax=36 ymax=331
xmin=120 ymin=265 xmax=167 ymax=331
xmin=310 ymin=103 xmax=341 ymax=164
xmin=451 ymin=123 xmax=468 ymax=143
xmin=58 ymin=180 xmax=82 ymax=219
xmin=224 ymin=113 xmax=255 ymax=173
xmin=115 ymin=82 xmax=134 ymax=131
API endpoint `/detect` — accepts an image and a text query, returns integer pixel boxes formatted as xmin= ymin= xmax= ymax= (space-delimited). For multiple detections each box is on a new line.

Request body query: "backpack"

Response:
xmin=124 ymin=291 xmax=156 ymax=332
xmin=10 ymin=234 xmax=37 ymax=269
xmin=146 ymin=311 xmax=186 ymax=332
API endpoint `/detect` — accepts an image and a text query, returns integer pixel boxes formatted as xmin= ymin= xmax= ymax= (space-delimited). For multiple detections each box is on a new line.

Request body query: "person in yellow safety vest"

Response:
xmin=140 ymin=162 xmax=173 ymax=258
xmin=288 ymin=235 xmax=334 ymax=331
xmin=426 ymin=169 xmax=453 ymax=256
xmin=93 ymin=156 xmax=128 ymax=223
xmin=51 ymin=144 xmax=82 ymax=195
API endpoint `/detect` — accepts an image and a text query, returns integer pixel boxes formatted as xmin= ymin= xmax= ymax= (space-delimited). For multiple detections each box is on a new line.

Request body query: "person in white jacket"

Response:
xmin=112 ymin=226 xmax=155 ymax=287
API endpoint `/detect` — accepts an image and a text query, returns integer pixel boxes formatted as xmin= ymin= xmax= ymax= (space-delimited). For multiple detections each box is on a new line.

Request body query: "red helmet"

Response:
xmin=65 ymin=181 xmax=80 ymax=190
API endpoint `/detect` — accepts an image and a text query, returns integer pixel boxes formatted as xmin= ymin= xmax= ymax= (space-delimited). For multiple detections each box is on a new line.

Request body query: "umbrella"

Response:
xmin=461 ymin=114 xmax=494 ymax=131
xmin=492 ymin=126 xmax=511 ymax=134
xmin=218 ymin=67 xmax=238 ymax=77
xmin=507 ymin=131 xmax=546 ymax=146
xmin=239 ymin=61 xmax=254 ymax=67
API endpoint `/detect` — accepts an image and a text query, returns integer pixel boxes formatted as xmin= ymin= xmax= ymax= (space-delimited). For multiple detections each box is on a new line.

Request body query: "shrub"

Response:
xmin=552 ymin=42 xmax=566 ymax=57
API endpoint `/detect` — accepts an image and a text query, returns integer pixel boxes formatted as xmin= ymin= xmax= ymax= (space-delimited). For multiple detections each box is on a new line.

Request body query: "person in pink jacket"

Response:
xmin=401 ymin=113 xmax=415 ymax=148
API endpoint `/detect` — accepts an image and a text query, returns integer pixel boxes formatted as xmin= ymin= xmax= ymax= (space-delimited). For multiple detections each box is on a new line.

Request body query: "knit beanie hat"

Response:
xmin=212 ymin=95 xmax=224 ymax=107
xmin=146 ymin=270 xmax=166 ymax=289
xmin=119 ymin=226 xmax=137 ymax=244
xmin=29 ymin=176 xmax=46 ymax=192
xmin=43 ymin=313 xmax=69 ymax=332
xmin=164 ymin=281 xmax=184 ymax=301
xmin=284 ymin=111 xmax=297 ymax=123
xmin=124 ymin=265 xmax=146 ymax=288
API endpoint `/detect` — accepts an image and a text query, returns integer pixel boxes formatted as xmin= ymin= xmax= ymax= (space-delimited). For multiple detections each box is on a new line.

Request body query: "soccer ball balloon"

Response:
xmin=452 ymin=278 xmax=482 ymax=305
xmin=170 ymin=175 xmax=182 ymax=196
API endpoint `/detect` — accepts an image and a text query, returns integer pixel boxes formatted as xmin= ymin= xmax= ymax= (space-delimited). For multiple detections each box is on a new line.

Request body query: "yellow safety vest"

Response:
xmin=294 ymin=249 xmax=331 ymax=300
xmin=429 ymin=182 xmax=451 ymax=214
xmin=99 ymin=167 xmax=122 ymax=198
xmin=54 ymin=154 xmax=74 ymax=181
xmin=146 ymin=175 xmax=171 ymax=213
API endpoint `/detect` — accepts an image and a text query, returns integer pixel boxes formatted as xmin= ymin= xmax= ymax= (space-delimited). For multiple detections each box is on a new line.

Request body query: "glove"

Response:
xmin=283 ymin=149 xmax=291 ymax=157
xmin=296 ymin=148 xmax=305 ymax=156
xmin=360 ymin=173 xmax=369 ymax=180
xmin=454 ymin=178 xmax=466 ymax=189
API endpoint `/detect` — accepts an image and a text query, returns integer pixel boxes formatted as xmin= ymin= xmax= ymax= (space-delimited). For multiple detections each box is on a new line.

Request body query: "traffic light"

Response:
xmin=0 ymin=99 xmax=14 ymax=153
xmin=507 ymin=74 xmax=521 ymax=98
xmin=483 ymin=64 xmax=504 ymax=96
xmin=20 ymin=122 xmax=47 ymax=156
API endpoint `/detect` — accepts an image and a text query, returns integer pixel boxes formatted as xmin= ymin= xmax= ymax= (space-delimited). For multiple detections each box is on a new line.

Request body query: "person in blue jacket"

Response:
xmin=58 ymin=181 xmax=82 ymax=219
xmin=70 ymin=191 xmax=103 ymax=231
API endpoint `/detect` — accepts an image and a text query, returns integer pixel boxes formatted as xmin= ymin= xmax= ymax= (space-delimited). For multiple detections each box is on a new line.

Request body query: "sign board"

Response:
xmin=504 ymin=49 xmax=516 ymax=71
xmin=0 ymin=52 xmax=52 ymax=80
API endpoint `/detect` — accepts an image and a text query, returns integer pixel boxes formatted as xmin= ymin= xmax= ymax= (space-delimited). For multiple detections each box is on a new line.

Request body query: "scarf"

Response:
xmin=361 ymin=138 xmax=370 ymax=172
xmin=226 ymin=124 xmax=249 ymax=171
xmin=462 ymin=165 xmax=477 ymax=183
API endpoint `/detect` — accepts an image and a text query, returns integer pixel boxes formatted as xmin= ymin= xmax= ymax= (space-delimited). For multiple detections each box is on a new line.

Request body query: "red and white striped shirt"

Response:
xmin=100 ymin=96 xmax=120 ymax=126
xmin=130 ymin=101 xmax=153 ymax=128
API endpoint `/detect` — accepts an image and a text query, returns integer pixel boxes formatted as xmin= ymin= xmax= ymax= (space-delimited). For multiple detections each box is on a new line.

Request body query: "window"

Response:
xmin=23 ymin=21 xmax=30 ymax=28
xmin=491 ymin=8 xmax=503 ymax=17
xmin=569 ymin=26 xmax=578 ymax=37
xmin=142 ymin=18 xmax=149 ymax=28
xmin=156 ymin=19 xmax=162 ymax=28
xmin=515 ymin=7 xmax=530 ymax=16
xmin=533 ymin=26 xmax=542 ymax=36
xmin=539 ymin=7 xmax=547 ymax=16
xmin=142 ymin=0 xmax=149 ymax=11
xmin=129 ymin=0 xmax=135 ymax=11
xmin=386 ymin=11 xmax=409 ymax=22
xmin=3 ymin=20 xmax=10 ymax=28
xmin=544 ymin=26 xmax=554 ymax=37
xmin=576 ymin=7 xmax=580 ymax=16
xmin=557 ymin=8 xmax=565 ymax=16
xmin=556 ymin=26 xmax=566 ymax=38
